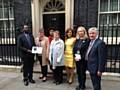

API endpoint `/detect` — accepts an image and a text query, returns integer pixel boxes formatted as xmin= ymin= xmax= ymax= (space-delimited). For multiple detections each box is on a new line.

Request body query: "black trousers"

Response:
xmin=38 ymin=56 xmax=48 ymax=77
xmin=22 ymin=57 xmax=34 ymax=81
xmin=76 ymin=60 xmax=87 ymax=88
xmin=90 ymin=73 xmax=101 ymax=90
xmin=53 ymin=66 xmax=63 ymax=83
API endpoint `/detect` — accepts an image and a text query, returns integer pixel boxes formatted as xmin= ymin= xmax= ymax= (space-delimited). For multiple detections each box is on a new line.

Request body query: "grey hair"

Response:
xmin=88 ymin=27 xmax=98 ymax=33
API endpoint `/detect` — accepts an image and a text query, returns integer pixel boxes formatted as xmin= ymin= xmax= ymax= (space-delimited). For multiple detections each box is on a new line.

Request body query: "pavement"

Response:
xmin=0 ymin=71 xmax=120 ymax=90
xmin=0 ymin=61 xmax=120 ymax=90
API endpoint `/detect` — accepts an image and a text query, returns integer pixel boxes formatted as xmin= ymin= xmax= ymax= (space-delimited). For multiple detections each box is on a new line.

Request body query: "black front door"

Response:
xmin=43 ymin=13 xmax=65 ymax=40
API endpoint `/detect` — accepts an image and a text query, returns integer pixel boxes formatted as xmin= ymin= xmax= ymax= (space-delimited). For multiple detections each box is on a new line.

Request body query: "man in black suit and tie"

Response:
xmin=17 ymin=25 xmax=35 ymax=86
xmin=85 ymin=27 xmax=107 ymax=90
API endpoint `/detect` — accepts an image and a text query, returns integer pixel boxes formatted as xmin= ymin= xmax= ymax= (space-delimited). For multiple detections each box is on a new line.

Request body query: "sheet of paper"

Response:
xmin=75 ymin=54 xmax=81 ymax=60
xmin=32 ymin=46 xmax=43 ymax=54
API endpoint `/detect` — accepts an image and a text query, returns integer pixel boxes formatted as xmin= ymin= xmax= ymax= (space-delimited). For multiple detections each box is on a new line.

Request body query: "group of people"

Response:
xmin=17 ymin=25 xmax=107 ymax=90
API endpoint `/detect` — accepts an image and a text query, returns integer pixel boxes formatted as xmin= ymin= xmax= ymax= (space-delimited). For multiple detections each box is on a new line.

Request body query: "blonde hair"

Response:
xmin=76 ymin=26 xmax=88 ymax=39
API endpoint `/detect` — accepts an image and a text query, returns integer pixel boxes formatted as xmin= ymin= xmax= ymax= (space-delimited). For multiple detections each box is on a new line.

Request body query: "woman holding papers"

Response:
xmin=49 ymin=30 xmax=64 ymax=85
xmin=73 ymin=26 xmax=90 ymax=90
xmin=35 ymin=28 xmax=49 ymax=82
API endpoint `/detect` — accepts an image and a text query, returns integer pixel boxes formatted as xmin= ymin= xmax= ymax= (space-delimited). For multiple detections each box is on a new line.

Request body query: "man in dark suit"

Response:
xmin=85 ymin=27 xmax=107 ymax=90
xmin=17 ymin=25 xmax=35 ymax=86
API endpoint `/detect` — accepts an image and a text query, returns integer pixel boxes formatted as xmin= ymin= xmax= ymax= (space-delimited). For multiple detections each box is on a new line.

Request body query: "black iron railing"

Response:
xmin=0 ymin=0 xmax=22 ymax=66
xmin=99 ymin=24 xmax=120 ymax=73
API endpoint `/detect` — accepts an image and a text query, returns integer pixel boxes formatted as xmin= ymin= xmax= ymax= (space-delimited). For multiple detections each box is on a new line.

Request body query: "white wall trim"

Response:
xmin=31 ymin=0 xmax=74 ymax=36
xmin=43 ymin=11 xmax=65 ymax=14
xmin=31 ymin=0 xmax=40 ymax=38
xmin=65 ymin=0 xmax=74 ymax=30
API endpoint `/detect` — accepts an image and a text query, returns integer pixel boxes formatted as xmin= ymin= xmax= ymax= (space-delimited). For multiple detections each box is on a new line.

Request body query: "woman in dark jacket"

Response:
xmin=73 ymin=26 xmax=90 ymax=90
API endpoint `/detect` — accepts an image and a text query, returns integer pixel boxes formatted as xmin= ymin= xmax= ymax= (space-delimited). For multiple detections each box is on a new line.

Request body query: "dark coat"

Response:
xmin=17 ymin=33 xmax=35 ymax=58
xmin=73 ymin=38 xmax=90 ymax=61
xmin=87 ymin=38 xmax=107 ymax=74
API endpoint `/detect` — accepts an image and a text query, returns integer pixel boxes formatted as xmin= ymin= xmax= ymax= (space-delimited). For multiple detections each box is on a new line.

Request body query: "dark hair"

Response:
xmin=48 ymin=27 xmax=55 ymax=32
xmin=65 ymin=28 xmax=74 ymax=39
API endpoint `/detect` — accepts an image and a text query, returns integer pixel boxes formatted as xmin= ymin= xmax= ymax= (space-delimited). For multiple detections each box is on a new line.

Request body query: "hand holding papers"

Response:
xmin=32 ymin=46 xmax=43 ymax=54
xmin=75 ymin=54 xmax=81 ymax=61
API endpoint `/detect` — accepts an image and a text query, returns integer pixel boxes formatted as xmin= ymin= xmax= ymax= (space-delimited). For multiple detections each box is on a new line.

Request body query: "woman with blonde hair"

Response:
xmin=64 ymin=28 xmax=76 ymax=84
xmin=73 ymin=26 xmax=90 ymax=90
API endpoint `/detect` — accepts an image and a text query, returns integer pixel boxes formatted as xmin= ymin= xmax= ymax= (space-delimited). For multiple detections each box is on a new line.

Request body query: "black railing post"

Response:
xmin=0 ymin=0 xmax=22 ymax=66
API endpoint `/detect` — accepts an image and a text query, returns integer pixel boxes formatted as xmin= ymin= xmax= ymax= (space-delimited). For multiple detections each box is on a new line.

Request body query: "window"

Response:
xmin=0 ymin=0 xmax=15 ymax=39
xmin=98 ymin=0 xmax=120 ymax=37
xmin=43 ymin=0 xmax=65 ymax=12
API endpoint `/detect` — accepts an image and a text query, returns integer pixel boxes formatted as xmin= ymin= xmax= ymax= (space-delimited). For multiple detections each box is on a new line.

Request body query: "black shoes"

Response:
xmin=42 ymin=77 xmax=47 ymax=82
xmin=56 ymin=82 xmax=62 ymax=85
xmin=56 ymin=81 xmax=63 ymax=85
xmin=39 ymin=75 xmax=43 ymax=79
xmin=29 ymin=79 xmax=36 ymax=84
xmin=76 ymin=86 xmax=86 ymax=90
xmin=53 ymin=80 xmax=56 ymax=83
xmin=24 ymin=80 xmax=29 ymax=86
xmin=23 ymin=79 xmax=35 ymax=86
xmin=53 ymin=80 xmax=62 ymax=85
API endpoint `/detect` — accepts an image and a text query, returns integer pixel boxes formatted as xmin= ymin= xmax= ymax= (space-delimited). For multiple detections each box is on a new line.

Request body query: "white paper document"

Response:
xmin=75 ymin=54 xmax=81 ymax=61
xmin=32 ymin=46 xmax=43 ymax=54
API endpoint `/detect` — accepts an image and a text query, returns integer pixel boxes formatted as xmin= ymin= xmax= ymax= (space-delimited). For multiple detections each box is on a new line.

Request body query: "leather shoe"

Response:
xmin=29 ymin=79 xmax=35 ymax=84
xmin=42 ymin=77 xmax=47 ymax=82
xmin=56 ymin=81 xmax=62 ymax=85
xmin=80 ymin=85 xmax=86 ymax=90
xmin=39 ymin=75 xmax=43 ymax=79
xmin=53 ymin=80 xmax=56 ymax=83
xmin=24 ymin=80 xmax=29 ymax=86
xmin=76 ymin=86 xmax=80 ymax=90
xmin=68 ymin=81 xmax=73 ymax=84
xmin=80 ymin=87 xmax=85 ymax=90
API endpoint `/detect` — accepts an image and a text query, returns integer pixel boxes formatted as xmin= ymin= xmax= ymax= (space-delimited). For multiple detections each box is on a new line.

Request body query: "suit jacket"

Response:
xmin=87 ymin=38 xmax=107 ymax=74
xmin=73 ymin=38 xmax=90 ymax=61
xmin=17 ymin=32 xmax=35 ymax=58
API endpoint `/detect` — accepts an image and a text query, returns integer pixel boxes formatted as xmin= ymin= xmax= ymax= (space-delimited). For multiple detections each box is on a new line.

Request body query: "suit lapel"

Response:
xmin=23 ymin=33 xmax=31 ymax=46
xmin=23 ymin=34 xmax=28 ymax=43
xmin=88 ymin=38 xmax=99 ymax=55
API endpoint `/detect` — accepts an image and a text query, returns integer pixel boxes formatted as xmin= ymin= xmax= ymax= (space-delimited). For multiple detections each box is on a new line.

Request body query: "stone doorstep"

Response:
xmin=0 ymin=65 xmax=120 ymax=81
xmin=0 ymin=65 xmax=21 ymax=72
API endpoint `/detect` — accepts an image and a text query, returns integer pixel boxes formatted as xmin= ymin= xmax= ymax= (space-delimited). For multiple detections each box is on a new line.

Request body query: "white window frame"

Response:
xmin=31 ymin=0 xmax=74 ymax=37
xmin=43 ymin=0 xmax=65 ymax=13
xmin=42 ymin=0 xmax=65 ymax=14
xmin=0 ymin=0 xmax=15 ymax=44
xmin=98 ymin=0 xmax=120 ymax=45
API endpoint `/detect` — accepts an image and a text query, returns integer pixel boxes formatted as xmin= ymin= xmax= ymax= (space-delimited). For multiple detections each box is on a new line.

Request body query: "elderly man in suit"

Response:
xmin=85 ymin=27 xmax=107 ymax=90
xmin=17 ymin=25 xmax=35 ymax=86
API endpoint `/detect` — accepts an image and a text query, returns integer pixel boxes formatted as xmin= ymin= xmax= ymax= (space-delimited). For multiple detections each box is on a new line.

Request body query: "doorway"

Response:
xmin=43 ymin=13 xmax=65 ymax=40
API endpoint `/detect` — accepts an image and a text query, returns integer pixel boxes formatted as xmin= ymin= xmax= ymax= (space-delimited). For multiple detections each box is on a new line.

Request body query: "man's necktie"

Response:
xmin=85 ymin=40 xmax=93 ymax=60
xmin=26 ymin=34 xmax=32 ymax=47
